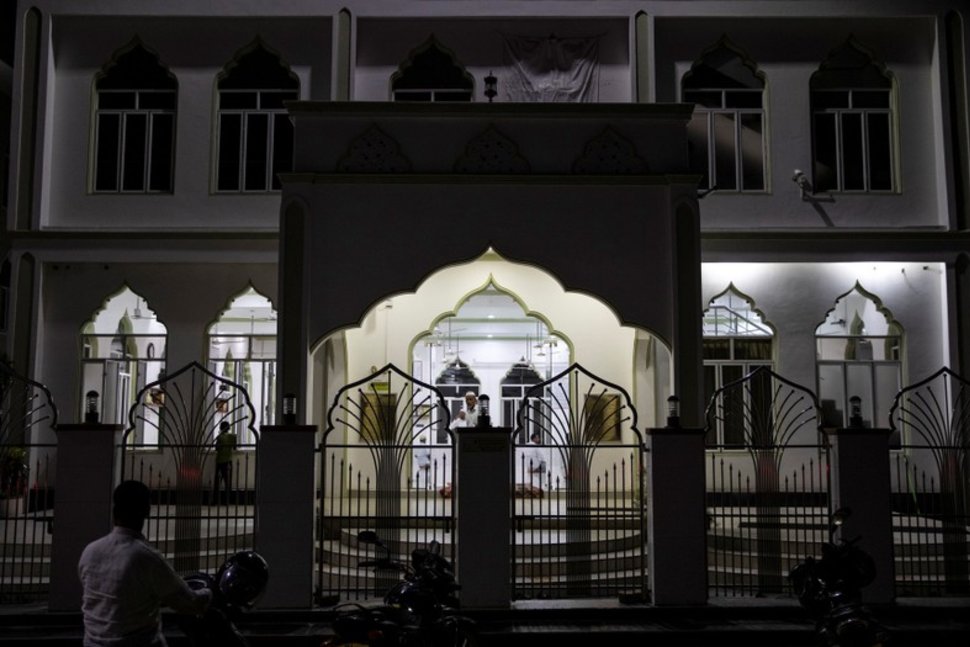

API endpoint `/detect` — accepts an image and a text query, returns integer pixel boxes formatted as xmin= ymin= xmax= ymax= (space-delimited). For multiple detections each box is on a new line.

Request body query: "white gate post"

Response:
xmin=456 ymin=428 xmax=511 ymax=609
xmin=49 ymin=423 xmax=123 ymax=611
xmin=255 ymin=423 xmax=316 ymax=608
xmin=646 ymin=425 xmax=708 ymax=605
xmin=828 ymin=425 xmax=895 ymax=604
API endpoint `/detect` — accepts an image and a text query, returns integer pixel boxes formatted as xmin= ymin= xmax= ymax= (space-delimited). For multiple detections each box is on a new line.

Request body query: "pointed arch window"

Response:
xmin=702 ymin=286 xmax=774 ymax=447
xmin=80 ymin=288 xmax=167 ymax=442
xmin=391 ymin=38 xmax=473 ymax=102
xmin=94 ymin=43 xmax=177 ymax=193
xmin=811 ymin=39 xmax=895 ymax=192
xmin=682 ymin=40 xmax=766 ymax=192
xmin=207 ymin=287 xmax=277 ymax=442
xmin=816 ymin=285 xmax=902 ymax=429
xmin=216 ymin=44 xmax=299 ymax=192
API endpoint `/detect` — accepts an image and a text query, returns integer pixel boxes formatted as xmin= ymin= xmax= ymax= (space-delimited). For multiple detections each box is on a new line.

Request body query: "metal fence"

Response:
xmin=121 ymin=362 xmax=259 ymax=574
xmin=511 ymin=364 xmax=647 ymax=601
xmin=704 ymin=366 xmax=830 ymax=596
xmin=889 ymin=368 xmax=970 ymax=596
xmin=0 ymin=362 xmax=58 ymax=603
xmin=316 ymin=365 xmax=453 ymax=604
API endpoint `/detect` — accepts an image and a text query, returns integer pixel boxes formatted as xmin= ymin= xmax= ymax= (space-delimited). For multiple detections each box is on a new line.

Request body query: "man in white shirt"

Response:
xmin=78 ymin=480 xmax=211 ymax=646
xmin=449 ymin=391 xmax=479 ymax=429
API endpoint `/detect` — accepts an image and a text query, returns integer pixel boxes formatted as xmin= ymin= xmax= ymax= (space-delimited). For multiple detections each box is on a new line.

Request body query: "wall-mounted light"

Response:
xmin=666 ymin=395 xmax=680 ymax=428
xmin=477 ymin=394 xmax=491 ymax=428
xmin=283 ymin=393 xmax=297 ymax=425
xmin=85 ymin=390 xmax=100 ymax=423
xmin=849 ymin=395 xmax=864 ymax=428
xmin=484 ymin=71 xmax=498 ymax=103
xmin=792 ymin=169 xmax=811 ymax=199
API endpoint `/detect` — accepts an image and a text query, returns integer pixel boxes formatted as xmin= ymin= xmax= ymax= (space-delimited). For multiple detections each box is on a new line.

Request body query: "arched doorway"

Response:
xmin=312 ymin=251 xmax=669 ymax=602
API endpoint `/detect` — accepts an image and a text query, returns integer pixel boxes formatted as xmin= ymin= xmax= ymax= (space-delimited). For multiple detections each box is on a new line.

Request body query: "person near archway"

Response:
xmin=449 ymin=391 xmax=479 ymax=429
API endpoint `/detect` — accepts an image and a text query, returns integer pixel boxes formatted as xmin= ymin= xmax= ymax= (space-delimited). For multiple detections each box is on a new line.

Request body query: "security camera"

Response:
xmin=792 ymin=169 xmax=810 ymax=189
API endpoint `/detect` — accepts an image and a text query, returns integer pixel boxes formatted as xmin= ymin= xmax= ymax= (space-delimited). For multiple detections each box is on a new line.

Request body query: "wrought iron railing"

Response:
xmin=121 ymin=361 xmax=258 ymax=574
xmin=704 ymin=366 xmax=829 ymax=596
xmin=316 ymin=364 xmax=453 ymax=604
xmin=512 ymin=364 xmax=647 ymax=601
xmin=889 ymin=367 xmax=970 ymax=596
xmin=0 ymin=361 xmax=58 ymax=603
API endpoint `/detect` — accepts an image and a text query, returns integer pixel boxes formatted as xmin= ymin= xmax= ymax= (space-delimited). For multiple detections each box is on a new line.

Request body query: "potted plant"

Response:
xmin=0 ymin=447 xmax=28 ymax=516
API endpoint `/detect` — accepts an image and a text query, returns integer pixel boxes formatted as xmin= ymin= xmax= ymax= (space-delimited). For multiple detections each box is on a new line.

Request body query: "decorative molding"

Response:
xmin=572 ymin=127 xmax=648 ymax=175
xmin=454 ymin=126 xmax=530 ymax=174
xmin=336 ymin=126 xmax=412 ymax=173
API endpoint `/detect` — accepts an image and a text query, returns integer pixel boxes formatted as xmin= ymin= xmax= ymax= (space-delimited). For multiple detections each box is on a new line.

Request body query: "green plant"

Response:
xmin=0 ymin=447 xmax=28 ymax=498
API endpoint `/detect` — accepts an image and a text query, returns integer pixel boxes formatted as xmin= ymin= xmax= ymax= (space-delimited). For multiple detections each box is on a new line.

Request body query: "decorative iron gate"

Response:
xmin=511 ymin=364 xmax=646 ymax=600
xmin=121 ymin=361 xmax=259 ymax=574
xmin=316 ymin=364 xmax=453 ymax=604
xmin=704 ymin=366 xmax=830 ymax=596
xmin=889 ymin=367 xmax=970 ymax=596
xmin=0 ymin=362 xmax=57 ymax=604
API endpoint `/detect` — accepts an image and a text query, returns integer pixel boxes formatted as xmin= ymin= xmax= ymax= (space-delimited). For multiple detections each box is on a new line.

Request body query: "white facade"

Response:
xmin=3 ymin=0 xmax=969 ymax=442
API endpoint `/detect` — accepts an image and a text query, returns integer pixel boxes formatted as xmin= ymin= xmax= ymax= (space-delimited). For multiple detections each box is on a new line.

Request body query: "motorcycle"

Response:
xmin=182 ymin=550 xmax=270 ymax=646
xmin=324 ymin=531 xmax=476 ymax=647
xmin=789 ymin=508 xmax=889 ymax=647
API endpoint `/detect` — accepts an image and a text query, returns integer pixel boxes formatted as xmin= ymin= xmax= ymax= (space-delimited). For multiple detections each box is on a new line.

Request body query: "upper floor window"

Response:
xmin=391 ymin=37 xmax=473 ymax=102
xmin=816 ymin=284 xmax=902 ymax=429
xmin=683 ymin=39 xmax=766 ymax=192
xmin=216 ymin=43 xmax=299 ymax=192
xmin=703 ymin=285 xmax=774 ymax=447
xmin=94 ymin=42 xmax=177 ymax=193
xmin=811 ymin=39 xmax=895 ymax=193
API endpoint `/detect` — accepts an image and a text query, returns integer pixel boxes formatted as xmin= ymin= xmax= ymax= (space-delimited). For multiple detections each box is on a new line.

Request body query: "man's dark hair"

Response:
xmin=113 ymin=480 xmax=151 ymax=528
xmin=219 ymin=421 xmax=230 ymax=432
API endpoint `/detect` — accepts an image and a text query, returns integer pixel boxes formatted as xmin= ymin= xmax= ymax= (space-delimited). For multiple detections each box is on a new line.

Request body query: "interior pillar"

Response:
xmin=634 ymin=11 xmax=655 ymax=103
xmin=333 ymin=8 xmax=353 ymax=101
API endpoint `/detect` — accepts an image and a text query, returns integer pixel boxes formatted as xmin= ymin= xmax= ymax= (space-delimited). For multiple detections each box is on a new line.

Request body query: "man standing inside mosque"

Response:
xmin=449 ymin=391 xmax=479 ymax=429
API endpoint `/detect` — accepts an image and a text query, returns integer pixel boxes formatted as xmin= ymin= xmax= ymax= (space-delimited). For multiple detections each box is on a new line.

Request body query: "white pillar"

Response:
xmin=829 ymin=426 xmax=895 ymax=604
xmin=646 ymin=426 xmax=707 ymax=605
xmin=456 ymin=428 xmax=511 ymax=609
xmin=49 ymin=423 xmax=122 ymax=611
xmin=255 ymin=424 xmax=316 ymax=608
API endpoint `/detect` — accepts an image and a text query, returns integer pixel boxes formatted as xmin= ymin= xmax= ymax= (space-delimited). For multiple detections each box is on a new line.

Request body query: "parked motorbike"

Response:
xmin=182 ymin=550 xmax=270 ymax=646
xmin=789 ymin=508 xmax=889 ymax=647
xmin=325 ymin=531 xmax=476 ymax=647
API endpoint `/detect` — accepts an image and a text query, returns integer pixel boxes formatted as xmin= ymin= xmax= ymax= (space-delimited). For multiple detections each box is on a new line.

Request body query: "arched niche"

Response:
xmin=815 ymin=283 xmax=903 ymax=429
xmin=80 ymin=286 xmax=167 ymax=432
xmin=207 ymin=286 xmax=278 ymax=432
xmin=309 ymin=249 xmax=671 ymax=434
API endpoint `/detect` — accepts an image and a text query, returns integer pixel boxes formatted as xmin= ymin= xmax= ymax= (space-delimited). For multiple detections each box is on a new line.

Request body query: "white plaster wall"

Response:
xmin=36 ymin=261 xmax=276 ymax=432
xmin=354 ymin=17 xmax=631 ymax=103
xmin=656 ymin=16 xmax=944 ymax=229
xmin=701 ymin=262 xmax=949 ymax=396
xmin=43 ymin=15 xmax=331 ymax=229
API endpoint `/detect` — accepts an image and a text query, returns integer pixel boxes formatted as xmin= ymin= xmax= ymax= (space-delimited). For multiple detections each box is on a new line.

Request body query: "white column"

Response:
xmin=829 ymin=426 xmax=895 ymax=604
xmin=646 ymin=426 xmax=707 ymax=605
xmin=456 ymin=428 xmax=511 ymax=609
xmin=49 ymin=423 xmax=123 ymax=611
xmin=255 ymin=424 xmax=316 ymax=608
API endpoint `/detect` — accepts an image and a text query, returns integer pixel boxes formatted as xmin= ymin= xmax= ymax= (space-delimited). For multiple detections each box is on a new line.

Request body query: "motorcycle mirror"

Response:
xmin=357 ymin=530 xmax=380 ymax=544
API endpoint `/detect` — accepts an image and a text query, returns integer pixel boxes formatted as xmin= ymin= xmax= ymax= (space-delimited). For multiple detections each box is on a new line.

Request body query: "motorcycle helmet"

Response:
xmin=216 ymin=551 xmax=269 ymax=608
